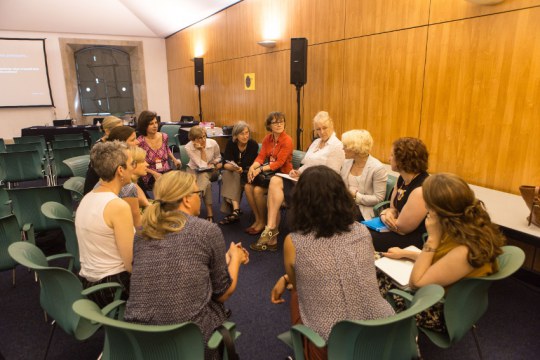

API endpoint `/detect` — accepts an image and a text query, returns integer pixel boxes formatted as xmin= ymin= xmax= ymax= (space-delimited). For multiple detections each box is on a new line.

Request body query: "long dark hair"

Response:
xmin=289 ymin=166 xmax=357 ymax=238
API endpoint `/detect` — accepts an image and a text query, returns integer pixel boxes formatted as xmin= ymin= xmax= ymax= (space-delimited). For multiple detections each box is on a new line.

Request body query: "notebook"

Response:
xmin=374 ymin=245 xmax=422 ymax=288
xmin=361 ymin=216 xmax=389 ymax=232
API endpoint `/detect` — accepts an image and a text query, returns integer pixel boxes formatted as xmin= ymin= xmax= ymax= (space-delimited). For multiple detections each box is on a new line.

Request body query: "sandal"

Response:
xmin=219 ymin=209 xmax=241 ymax=225
xmin=250 ymin=226 xmax=279 ymax=252
xmin=206 ymin=216 xmax=214 ymax=222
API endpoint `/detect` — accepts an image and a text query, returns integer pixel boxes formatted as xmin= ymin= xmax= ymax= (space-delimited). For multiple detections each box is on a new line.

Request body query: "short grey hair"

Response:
xmin=91 ymin=141 xmax=128 ymax=182
xmin=232 ymin=121 xmax=251 ymax=141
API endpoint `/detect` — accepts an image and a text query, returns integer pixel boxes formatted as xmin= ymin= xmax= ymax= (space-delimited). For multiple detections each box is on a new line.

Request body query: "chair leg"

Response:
xmin=43 ymin=320 xmax=57 ymax=360
xmin=11 ymin=268 xmax=16 ymax=287
xmin=471 ymin=324 xmax=483 ymax=360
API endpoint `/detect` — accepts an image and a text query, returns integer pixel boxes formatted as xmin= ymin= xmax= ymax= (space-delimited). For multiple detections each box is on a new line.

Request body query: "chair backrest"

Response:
xmin=51 ymin=139 xmax=86 ymax=150
xmin=161 ymin=125 xmax=181 ymax=148
xmin=41 ymin=201 xmax=79 ymax=271
xmin=0 ymin=138 xmax=5 ymax=152
xmin=385 ymin=174 xmax=397 ymax=201
xmin=292 ymin=150 xmax=306 ymax=170
xmin=51 ymin=146 xmax=90 ymax=178
xmin=0 ymin=214 xmax=23 ymax=271
xmin=325 ymin=284 xmax=445 ymax=360
xmin=54 ymin=133 xmax=84 ymax=141
xmin=85 ymin=129 xmax=103 ymax=147
xmin=178 ymin=145 xmax=190 ymax=171
xmin=63 ymin=155 xmax=90 ymax=178
xmin=8 ymin=242 xmax=99 ymax=339
xmin=73 ymin=299 xmax=206 ymax=360
xmin=63 ymin=176 xmax=85 ymax=202
xmin=0 ymin=151 xmax=44 ymax=184
xmin=440 ymin=245 xmax=525 ymax=345
xmin=6 ymin=186 xmax=73 ymax=232
xmin=0 ymin=186 xmax=11 ymax=217
xmin=6 ymin=142 xmax=46 ymax=161
xmin=13 ymin=135 xmax=47 ymax=152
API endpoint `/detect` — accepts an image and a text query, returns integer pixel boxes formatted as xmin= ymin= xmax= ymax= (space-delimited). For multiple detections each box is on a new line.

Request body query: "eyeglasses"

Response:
xmin=195 ymin=135 xmax=207 ymax=140
xmin=270 ymin=120 xmax=285 ymax=125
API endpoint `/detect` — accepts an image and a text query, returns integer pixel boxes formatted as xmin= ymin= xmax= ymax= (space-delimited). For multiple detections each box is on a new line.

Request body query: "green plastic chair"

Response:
xmin=50 ymin=146 xmax=90 ymax=184
xmin=0 ymin=150 xmax=49 ymax=188
xmin=8 ymin=241 xmax=122 ymax=359
xmin=13 ymin=135 xmax=47 ymax=155
xmin=176 ymin=143 xmax=190 ymax=171
xmin=161 ymin=124 xmax=181 ymax=151
xmin=62 ymin=155 xmax=90 ymax=178
xmin=85 ymin=129 xmax=103 ymax=147
xmin=73 ymin=298 xmax=240 ymax=360
xmin=0 ymin=138 xmax=5 ymax=153
xmin=278 ymin=284 xmax=445 ymax=360
xmin=0 ymin=214 xmax=34 ymax=286
xmin=403 ymin=245 xmax=525 ymax=359
xmin=51 ymin=139 xmax=87 ymax=150
xmin=41 ymin=202 xmax=79 ymax=271
xmin=292 ymin=150 xmax=306 ymax=170
xmin=6 ymin=185 xmax=73 ymax=233
xmin=373 ymin=174 xmax=398 ymax=217
xmin=7 ymin=141 xmax=47 ymax=162
xmin=63 ymin=176 xmax=85 ymax=203
xmin=0 ymin=186 xmax=11 ymax=218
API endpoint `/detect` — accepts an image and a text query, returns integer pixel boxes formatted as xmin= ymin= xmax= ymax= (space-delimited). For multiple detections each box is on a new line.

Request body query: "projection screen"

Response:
xmin=0 ymin=38 xmax=54 ymax=108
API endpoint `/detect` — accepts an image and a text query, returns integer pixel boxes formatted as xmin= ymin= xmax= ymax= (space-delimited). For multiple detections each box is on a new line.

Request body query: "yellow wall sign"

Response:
xmin=244 ymin=73 xmax=255 ymax=90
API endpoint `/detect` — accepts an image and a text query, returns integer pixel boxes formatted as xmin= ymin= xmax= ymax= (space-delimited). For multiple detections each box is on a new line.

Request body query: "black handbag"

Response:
xmin=255 ymin=170 xmax=276 ymax=188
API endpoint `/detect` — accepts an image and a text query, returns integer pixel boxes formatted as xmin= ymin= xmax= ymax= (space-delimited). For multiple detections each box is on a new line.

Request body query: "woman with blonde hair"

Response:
xmin=97 ymin=116 xmax=122 ymax=143
xmin=340 ymin=129 xmax=387 ymax=221
xmin=124 ymin=171 xmax=249 ymax=359
xmin=380 ymin=173 xmax=505 ymax=331
xmin=117 ymin=146 xmax=150 ymax=227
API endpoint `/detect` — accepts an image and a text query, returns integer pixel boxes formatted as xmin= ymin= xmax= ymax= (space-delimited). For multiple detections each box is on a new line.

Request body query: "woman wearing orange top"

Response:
xmin=245 ymin=112 xmax=293 ymax=241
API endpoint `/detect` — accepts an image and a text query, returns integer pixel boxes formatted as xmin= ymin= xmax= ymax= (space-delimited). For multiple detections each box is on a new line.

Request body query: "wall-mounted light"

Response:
xmin=465 ymin=0 xmax=504 ymax=5
xmin=257 ymin=40 xmax=277 ymax=48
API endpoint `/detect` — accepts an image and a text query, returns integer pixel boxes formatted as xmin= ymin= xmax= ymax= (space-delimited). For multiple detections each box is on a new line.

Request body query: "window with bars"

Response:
xmin=75 ymin=47 xmax=135 ymax=116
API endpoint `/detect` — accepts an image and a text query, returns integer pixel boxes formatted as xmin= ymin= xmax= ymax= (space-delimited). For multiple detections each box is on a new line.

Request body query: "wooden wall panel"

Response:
xmin=168 ymin=68 xmax=199 ymax=122
xmin=290 ymin=0 xmax=345 ymax=44
xmin=420 ymin=9 xmax=540 ymax=193
xmin=345 ymin=0 xmax=430 ymax=38
xmin=166 ymin=28 xmax=193 ymax=70
xmin=300 ymin=42 xmax=345 ymax=150
xmin=430 ymin=0 xmax=540 ymax=24
xmin=342 ymin=28 xmax=427 ymax=162
xmin=191 ymin=11 xmax=228 ymax=63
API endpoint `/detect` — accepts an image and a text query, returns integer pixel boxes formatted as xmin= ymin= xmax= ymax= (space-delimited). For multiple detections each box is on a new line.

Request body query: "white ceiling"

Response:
xmin=0 ymin=0 xmax=241 ymax=38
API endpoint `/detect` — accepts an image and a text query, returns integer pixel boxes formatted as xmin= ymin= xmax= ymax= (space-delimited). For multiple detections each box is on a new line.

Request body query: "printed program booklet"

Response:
xmin=374 ymin=245 xmax=422 ymax=288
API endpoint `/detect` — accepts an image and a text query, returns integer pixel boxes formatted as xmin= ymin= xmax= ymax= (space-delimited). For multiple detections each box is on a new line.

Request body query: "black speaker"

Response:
xmin=290 ymin=38 xmax=308 ymax=86
xmin=194 ymin=57 xmax=204 ymax=86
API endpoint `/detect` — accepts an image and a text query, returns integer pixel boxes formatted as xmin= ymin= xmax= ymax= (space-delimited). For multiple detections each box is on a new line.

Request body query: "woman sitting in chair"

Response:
xmin=371 ymin=137 xmax=430 ymax=252
xmin=124 ymin=171 xmax=249 ymax=360
xmin=76 ymin=141 xmax=135 ymax=307
xmin=219 ymin=121 xmax=259 ymax=225
xmin=271 ymin=166 xmax=394 ymax=360
xmin=185 ymin=125 xmax=223 ymax=222
xmin=340 ymin=129 xmax=387 ymax=221
xmin=379 ymin=173 xmax=505 ymax=331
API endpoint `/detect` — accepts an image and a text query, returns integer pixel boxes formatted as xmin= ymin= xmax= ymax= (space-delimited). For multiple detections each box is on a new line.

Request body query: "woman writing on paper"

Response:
xmin=340 ymin=129 xmax=387 ymax=221
xmin=270 ymin=166 xmax=394 ymax=359
xmin=371 ymin=137 xmax=429 ymax=251
xmin=379 ymin=173 xmax=505 ymax=331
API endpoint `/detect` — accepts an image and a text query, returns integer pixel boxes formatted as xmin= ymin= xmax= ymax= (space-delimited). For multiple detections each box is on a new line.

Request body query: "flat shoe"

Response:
xmin=246 ymin=227 xmax=263 ymax=235
xmin=250 ymin=241 xmax=278 ymax=252
xmin=244 ymin=227 xmax=255 ymax=233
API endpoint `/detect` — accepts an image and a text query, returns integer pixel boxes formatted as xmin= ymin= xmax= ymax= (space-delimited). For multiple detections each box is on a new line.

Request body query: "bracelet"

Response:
xmin=422 ymin=244 xmax=437 ymax=252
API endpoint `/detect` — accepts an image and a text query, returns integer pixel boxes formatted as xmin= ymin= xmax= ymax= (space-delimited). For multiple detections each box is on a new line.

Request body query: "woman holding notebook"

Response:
xmin=371 ymin=137 xmax=429 ymax=251
xmin=379 ymin=173 xmax=505 ymax=331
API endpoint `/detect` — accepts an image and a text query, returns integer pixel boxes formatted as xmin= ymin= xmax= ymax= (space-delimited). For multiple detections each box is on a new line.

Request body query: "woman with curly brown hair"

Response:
xmin=380 ymin=172 xmax=505 ymax=331
xmin=371 ymin=137 xmax=429 ymax=251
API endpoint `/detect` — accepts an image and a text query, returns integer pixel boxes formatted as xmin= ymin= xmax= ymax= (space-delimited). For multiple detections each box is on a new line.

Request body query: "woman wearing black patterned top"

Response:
xmin=371 ymin=137 xmax=429 ymax=251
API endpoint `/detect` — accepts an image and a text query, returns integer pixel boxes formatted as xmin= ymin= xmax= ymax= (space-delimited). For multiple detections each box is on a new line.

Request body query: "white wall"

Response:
xmin=0 ymin=30 xmax=170 ymax=140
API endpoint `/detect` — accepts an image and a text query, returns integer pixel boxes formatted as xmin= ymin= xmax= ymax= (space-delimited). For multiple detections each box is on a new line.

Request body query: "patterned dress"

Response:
xmin=291 ymin=222 xmax=395 ymax=340
xmin=124 ymin=215 xmax=231 ymax=360
xmin=137 ymin=132 xmax=172 ymax=187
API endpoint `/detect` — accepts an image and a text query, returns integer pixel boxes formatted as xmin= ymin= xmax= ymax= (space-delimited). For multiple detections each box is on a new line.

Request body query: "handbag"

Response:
xmin=519 ymin=185 xmax=540 ymax=227
xmin=255 ymin=170 xmax=276 ymax=188
xmin=216 ymin=325 xmax=240 ymax=360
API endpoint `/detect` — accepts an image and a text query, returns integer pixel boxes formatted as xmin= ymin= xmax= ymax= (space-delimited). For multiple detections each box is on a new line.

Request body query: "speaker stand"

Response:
xmin=197 ymin=84 xmax=203 ymax=122
xmin=295 ymin=84 xmax=303 ymax=150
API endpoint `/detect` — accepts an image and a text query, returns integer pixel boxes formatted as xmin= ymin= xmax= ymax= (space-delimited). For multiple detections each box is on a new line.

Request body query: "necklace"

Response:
xmin=396 ymin=173 xmax=420 ymax=201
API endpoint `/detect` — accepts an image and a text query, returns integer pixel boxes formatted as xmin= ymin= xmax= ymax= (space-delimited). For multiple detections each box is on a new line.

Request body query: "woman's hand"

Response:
xmin=215 ymin=162 xmax=223 ymax=170
xmin=270 ymin=275 xmax=288 ymax=304
xmin=382 ymin=247 xmax=406 ymax=259
xmin=288 ymin=170 xmax=300 ymax=179
xmin=226 ymin=242 xmax=249 ymax=265
xmin=425 ymin=211 xmax=442 ymax=248
xmin=381 ymin=208 xmax=399 ymax=230
xmin=172 ymin=158 xmax=182 ymax=169
xmin=247 ymin=166 xmax=260 ymax=183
